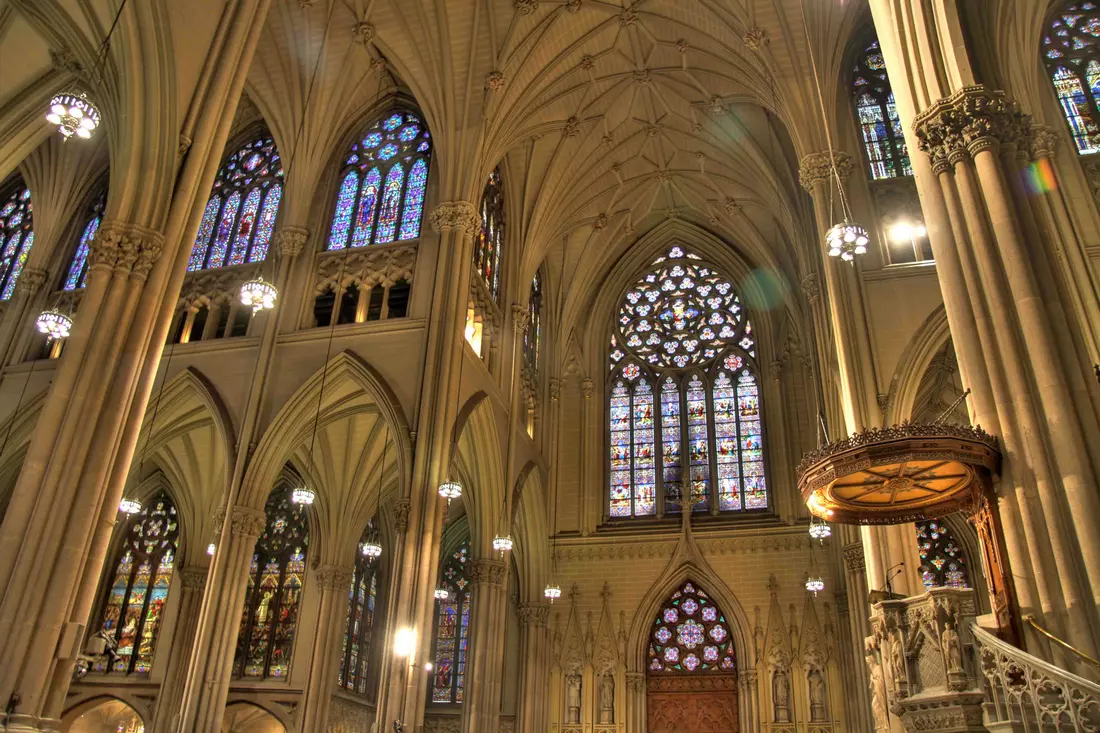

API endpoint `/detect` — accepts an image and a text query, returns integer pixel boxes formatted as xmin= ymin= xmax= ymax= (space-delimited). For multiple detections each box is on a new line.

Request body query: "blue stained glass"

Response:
xmin=378 ymin=144 xmax=399 ymax=160
xmin=399 ymin=159 xmax=428 ymax=240
xmin=250 ymin=184 xmax=282 ymax=262
xmin=65 ymin=216 xmax=100 ymax=290
xmin=2 ymin=233 xmax=32 ymax=300
xmin=229 ymin=188 xmax=262 ymax=266
xmin=351 ymin=168 xmax=381 ymax=248
xmin=0 ymin=183 xmax=34 ymax=300
xmin=210 ymin=192 xmax=241 ymax=267
xmin=713 ymin=372 xmax=740 ymax=511
xmin=383 ymin=114 xmax=403 ymax=130
xmin=399 ymin=125 xmax=420 ymax=142
xmin=190 ymin=196 xmax=221 ymax=270
xmin=329 ymin=172 xmax=360 ymax=250
xmin=363 ymin=132 xmax=383 ymax=148
xmin=376 ymin=164 xmax=405 ymax=243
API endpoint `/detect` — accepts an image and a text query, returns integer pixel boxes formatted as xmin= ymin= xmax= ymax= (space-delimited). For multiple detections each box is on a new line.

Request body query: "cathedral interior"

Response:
xmin=0 ymin=0 xmax=1099 ymax=731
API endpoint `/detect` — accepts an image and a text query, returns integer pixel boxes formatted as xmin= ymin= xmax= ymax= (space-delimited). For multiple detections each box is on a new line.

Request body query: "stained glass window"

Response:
xmin=852 ymin=40 xmax=912 ymax=179
xmin=339 ymin=521 xmax=382 ymax=696
xmin=1043 ymin=3 xmax=1100 ymax=153
xmin=0 ymin=179 xmax=35 ymax=301
xmin=189 ymin=136 xmax=283 ymax=271
xmin=64 ymin=189 xmax=107 ymax=290
xmin=524 ymin=271 xmax=543 ymax=371
xmin=608 ymin=246 xmax=767 ymax=518
xmin=476 ymin=168 xmax=505 ymax=302
xmin=234 ymin=486 xmax=309 ymax=679
xmin=431 ymin=540 xmax=471 ymax=704
xmin=95 ymin=492 xmax=179 ymax=674
xmin=916 ymin=520 xmax=971 ymax=590
xmin=648 ymin=581 xmax=735 ymax=675
xmin=327 ymin=110 xmax=433 ymax=250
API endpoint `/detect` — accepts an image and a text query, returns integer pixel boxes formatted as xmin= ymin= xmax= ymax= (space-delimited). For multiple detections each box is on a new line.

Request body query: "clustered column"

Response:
xmin=462 ymin=557 xmax=508 ymax=733
xmin=515 ymin=602 xmax=551 ymax=733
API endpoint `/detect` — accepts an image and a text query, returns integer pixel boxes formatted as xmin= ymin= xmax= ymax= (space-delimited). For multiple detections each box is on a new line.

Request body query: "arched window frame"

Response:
xmin=647 ymin=580 xmax=736 ymax=675
xmin=524 ymin=270 xmax=543 ymax=371
xmin=1042 ymin=3 xmax=1100 ymax=154
xmin=326 ymin=109 xmax=433 ymax=251
xmin=852 ymin=39 xmax=912 ymax=180
xmin=234 ymin=485 xmax=309 ymax=680
xmin=915 ymin=518 xmax=973 ymax=590
xmin=607 ymin=247 xmax=768 ymax=520
xmin=430 ymin=538 xmax=471 ymax=705
xmin=0 ymin=178 xmax=34 ymax=301
xmin=338 ymin=520 xmax=384 ymax=696
xmin=94 ymin=491 xmax=180 ymax=674
xmin=63 ymin=185 xmax=107 ymax=291
xmin=189 ymin=135 xmax=284 ymax=271
xmin=476 ymin=168 xmax=505 ymax=302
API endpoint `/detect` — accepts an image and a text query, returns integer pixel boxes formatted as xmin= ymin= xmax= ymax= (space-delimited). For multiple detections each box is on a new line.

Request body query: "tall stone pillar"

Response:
xmin=516 ymin=602 xmax=551 ymax=733
xmin=151 ymin=566 xmax=209 ymax=733
xmin=625 ymin=671 xmax=646 ymax=733
xmin=462 ymin=557 xmax=509 ymax=733
xmin=842 ymin=540 xmax=874 ymax=733
xmin=298 ymin=565 xmax=354 ymax=733
xmin=579 ymin=378 xmax=595 ymax=534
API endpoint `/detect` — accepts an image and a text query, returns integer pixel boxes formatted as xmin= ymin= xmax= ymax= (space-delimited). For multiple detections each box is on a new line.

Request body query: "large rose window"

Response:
xmin=648 ymin=581 xmax=735 ymax=674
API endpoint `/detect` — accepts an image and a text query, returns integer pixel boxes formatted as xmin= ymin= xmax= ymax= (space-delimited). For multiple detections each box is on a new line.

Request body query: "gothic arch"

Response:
xmin=451 ymin=390 xmax=506 ymax=557
xmin=60 ymin=693 xmax=149 ymax=732
xmin=883 ymin=305 xmax=953 ymax=425
xmin=0 ymin=388 xmax=48 ymax=517
xmin=510 ymin=460 xmax=551 ymax=602
xmin=222 ymin=700 xmax=290 ymax=732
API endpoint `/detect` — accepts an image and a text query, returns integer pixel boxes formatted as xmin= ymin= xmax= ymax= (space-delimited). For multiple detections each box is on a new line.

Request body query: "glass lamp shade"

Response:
xmin=808 ymin=521 xmax=832 ymax=541
xmin=361 ymin=539 xmax=383 ymax=558
xmin=825 ymin=221 xmax=870 ymax=262
xmin=45 ymin=93 xmax=101 ymax=140
xmin=434 ymin=587 xmax=450 ymax=601
xmin=240 ymin=277 xmax=278 ymax=312
xmin=118 ymin=498 xmax=142 ymax=515
xmin=805 ymin=577 xmax=825 ymax=594
xmin=36 ymin=309 xmax=73 ymax=340
xmin=438 ymin=480 xmax=463 ymax=500
xmin=291 ymin=487 xmax=316 ymax=505
xmin=492 ymin=534 xmax=514 ymax=552
xmin=544 ymin=583 xmax=562 ymax=602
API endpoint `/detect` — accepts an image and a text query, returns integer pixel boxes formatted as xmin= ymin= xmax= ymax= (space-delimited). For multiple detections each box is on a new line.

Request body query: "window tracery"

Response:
xmin=852 ymin=39 xmax=911 ymax=179
xmin=95 ymin=492 xmax=179 ymax=674
xmin=916 ymin=519 xmax=971 ymax=590
xmin=431 ymin=539 xmax=471 ymax=704
xmin=1043 ymin=2 xmax=1100 ymax=154
xmin=339 ymin=520 xmax=383 ymax=696
xmin=64 ymin=188 xmax=106 ymax=291
xmin=525 ymin=271 xmax=543 ymax=371
xmin=327 ymin=111 xmax=432 ymax=251
xmin=0 ymin=180 xmax=34 ymax=301
xmin=476 ymin=168 xmax=505 ymax=302
xmin=234 ymin=486 xmax=309 ymax=679
xmin=648 ymin=581 xmax=735 ymax=674
xmin=190 ymin=136 xmax=283 ymax=271
xmin=608 ymin=246 xmax=766 ymax=518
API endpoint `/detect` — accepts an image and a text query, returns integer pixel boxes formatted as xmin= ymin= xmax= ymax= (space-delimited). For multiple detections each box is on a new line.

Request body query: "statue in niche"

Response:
xmin=890 ymin=637 xmax=906 ymax=690
xmin=566 ymin=673 xmax=582 ymax=724
xmin=598 ymin=672 xmax=614 ymax=724
xmin=941 ymin=622 xmax=964 ymax=672
xmin=772 ymin=667 xmax=791 ymax=722
xmin=867 ymin=654 xmax=889 ymax=730
xmin=808 ymin=667 xmax=827 ymax=721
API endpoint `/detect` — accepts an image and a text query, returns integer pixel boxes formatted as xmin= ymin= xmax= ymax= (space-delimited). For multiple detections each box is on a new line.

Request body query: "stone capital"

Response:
xmin=179 ymin=567 xmax=209 ymax=590
xmin=511 ymin=303 xmax=530 ymax=335
xmin=915 ymin=85 xmax=1030 ymax=165
xmin=469 ymin=558 xmax=507 ymax=586
xmin=90 ymin=221 xmax=165 ymax=280
xmin=798 ymin=151 xmax=853 ymax=192
xmin=394 ymin=498 xmax=411 ymax=533
xmin=549 ymin=377 xmax=562 ymax=401
xmin=275 ymin=227 xmax=309 ymax=258
xmin=230 ymin=506 xmax=267 ymax=538
xmin=581 ymin=378 xmax=594 ymax=398
xmin=800 ymin=272 xmax=820 ymax=304
xmin=1028 ymin=124 xmax=1059 ymax=160
xmin=843 ymin=542 xmax=866 ymax=572
xmin=14 ymin=267 xmax=48 ymax=297
xmin=429 ymin=202 xmax=481 ymax=237
xmin=626 ymin=671 xmax=646 ymax=692
xmin=317 ymin=564 xmax=354 ymax=591
xmin=517 ymin=601 xmax=551 ymax=627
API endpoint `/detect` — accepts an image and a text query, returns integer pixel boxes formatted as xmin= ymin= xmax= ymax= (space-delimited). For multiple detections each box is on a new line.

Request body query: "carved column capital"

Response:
xmin=179 ymin=567 xmax=209 ymax=590
xmin=317 ymin=564 xmax=354 ymax=591
xmin=394 ymin=498 xmax=411 ymax=533
xmin=800 ymin=272 xmax=820 ymax=304
xmin=275 ymin=227 xmax=309 ymax=258
xmin=230 ymin=506 xmax=267 ymax=538
xmin=511 ymin=303 xmax=530 ymax=335
xmin=469 ymin=558 xmax=507 ymax=586
xmin=90 ymin=221 xmax=165 ymax=281
xmin=625 ymin=671 xmax=646 ymax=692
xmin=14 ymin=267 xmax=48 ymax=297
xmin=843 ymin=542 xmax=866 ymax=572
xmin=549 ymin=377 xmax=562 ymax=401
xmin=429 ymin=201 xmax=481 ymax=237
xmin=798 ymin=151 xmax=853 ymax=192
xmin=212 ymin=507 xmax=227 ymax=535
xmin=517 ymin=601 xmax=551 ymax=627
xmin=916 ymin=85 xmax=1031 ymax=164
xmin=1028 ymin=124 xmax=1060 ymax=160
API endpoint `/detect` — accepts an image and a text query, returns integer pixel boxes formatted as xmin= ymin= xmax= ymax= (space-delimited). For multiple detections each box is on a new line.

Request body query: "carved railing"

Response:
xmin=311 ymin=242 xmax=417 ymax=326
xmin=171 ymin=262 xmax=261 ymax=343
xmin=972 ymin=623 xmax=1100 ymax=731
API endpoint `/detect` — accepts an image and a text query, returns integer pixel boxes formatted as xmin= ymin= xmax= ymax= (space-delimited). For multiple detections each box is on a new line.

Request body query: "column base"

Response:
xmin=0 ymin=714 xmax=61 ymax=732
xmin=894 ymin=692 xmax=986 ymax=733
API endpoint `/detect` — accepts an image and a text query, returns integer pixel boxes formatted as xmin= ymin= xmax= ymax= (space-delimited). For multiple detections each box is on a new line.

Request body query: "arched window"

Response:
xmin=95 ymin=492 xmax=179 ymax=674
xmin=524 ymin=271 xmax=543 ymax=371
xmin=327 ymin=110 xmax=433 ymax=250
xmin=476 ymin=168 xmax=505 ymax=301
xmin=648 ymin=581 xmax=735 ymax=674
xmin=338 ymin=521 xmax=383 ymax=695
xmin=189 ymin=136 xmax=283 ymax=271
xmin=916 ymin=519 xmax=972 ymax=590
xmin=234 ymin=486 xmax=309 ymax=679
xmin=431 ymin=539 xmax=471 ymax=704
xmin=608 ymin=246 xmax=767 ymax=518
xmin=1043 ymin=3 xmax=1100 ymax=154
xmin=0 ymin=179 xmax=34 ymax=301
xmin=852 ymin=39 xmax=911 ymax=179
xmin=63 ymin=188 xmax=106 ymax=291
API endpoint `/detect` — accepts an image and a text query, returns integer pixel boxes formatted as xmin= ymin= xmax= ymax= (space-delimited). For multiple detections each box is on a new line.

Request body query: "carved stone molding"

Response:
xmin=14 ymin=267 xmax=48 ymax=297
xmin=178 ymin=262 xmax=260 ymax=309
xmin=230 ymin=507 xmax=267 ymax=538
xmin=549 ymin=377 xmax=562 ymax=401
xmin=511 ymin=303 xmax=530 ymax=335
xmin=179 ymin=567 xmax=209 ymax=590
xmin=353 ymin=21 xmax=374 ymax=44
xmin=743 ymin=27 xmax=769 ymax=50
xmin=798 ymin=151 xmax=854 ymax=191
xmin=843 ymin=543 xmax=866 ymax=572
xmin=317 ymin=565 xmax=354 ymax=591
xmin=314 ymin=241 xmax=417 ymax=294
xmin=275 ymin=227 xmax=309 ymax=258
xmin=50 ymin=47 xmax=84 ymax=75
xmin=514 ymin=0 xmax=539 ymax=14
xmin=469 ymin=558 xmax=507 ymax=586
xmin=212 ymin=507 xmax=227 ymax=535
xmin=1029 ymin=124 xmax=1059 ymax=160
xmin=553 ymin=533 xmax=809 ymax=562
xmin=581 ymin=378 xmax=594 ymax=398
xmin=429 ymin=202 xmax=481 ymax=237
xmin=625 ymin=671 xmax=646 ymax=693
xmin=89 ymin=221 xmax=165 ymax=280
xmin=563 ymin=116 xmax=581 ymax=137
xmin=394 ymin=498 xmax=411 ymax=533
xmin=486 ymin=71 xmax=505 ymax=91
xmin=517 ymin=601 xmax=551 ymax=627
xmin=915 ymin=86 xmax=1031 ymax=170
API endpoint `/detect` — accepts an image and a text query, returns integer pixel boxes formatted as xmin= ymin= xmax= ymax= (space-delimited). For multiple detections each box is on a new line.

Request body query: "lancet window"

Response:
xmin=1043 ymin=2 xmax=1100 ymax=154
xmin=430 ymin=539 xmax=471 ymax=704
xmin=648 ymin=581 xmax=735 ymax=674
xmin=327 ymin=110 xmax=432 ymax=250
xmin=338 ymin=521 xmax=383 ymax=695
xmin=0 ymin=179 xmax=34 ymax=301
xmin=234 ymin=486 xmax=309 ymax=679
xmin=189 ymin=136 xmax=283 ymax=271
xmin=916 ymin=519 xmax=972 ymax=590
xmin=852 ymin=39 xmax=911 ymax=179
xmin=608 ymin=246 xmax=767 ymax=519
xmin=64 ymin=188 xmax=106 ymax=290
xmin=476 ymin=168 xmax=505 ymax=301
xmin=94 ymin=492 xmax=179 ymax=674
xmin=524 ymin=271 xmax=543 ymax=371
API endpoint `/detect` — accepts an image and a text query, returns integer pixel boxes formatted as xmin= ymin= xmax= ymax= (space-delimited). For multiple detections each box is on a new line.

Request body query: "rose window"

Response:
xmin=648 ymin=581 xmax=735 ymax=675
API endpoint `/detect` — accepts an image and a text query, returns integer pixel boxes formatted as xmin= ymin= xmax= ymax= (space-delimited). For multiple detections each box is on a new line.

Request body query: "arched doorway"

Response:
xmin=645 ymin=581 xmax=738 ymax=733
xmin=64 ymin=698 xmax=144 ymax=732
xmin=222 ymin=702 xmax=286 ymax=733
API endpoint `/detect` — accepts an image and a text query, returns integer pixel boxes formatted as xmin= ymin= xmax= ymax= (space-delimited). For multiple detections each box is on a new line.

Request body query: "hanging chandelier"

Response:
xmin=118 ymin=498 xmax=142 ymax=515
xmin=240 ymin=276 xmax=278 ymax=312
xmin=362 ymin=537 xmax=383 ymax=558
xmin=45 ymin=93 xmax=101 ymax=141
xmin=434 ymin=587 xmax=450 ymax=601
xmin=438 ymin=480 xmax=463 ymax=500
xmin=492 ymin=534 xmax=514 ymax=553
xmin=826 ymin=222 xmax=870 ymax=262
xmin=207 ymin=543 xmax=216 ymax=556
xmin=291 ymin=487 xmax=316 ymax=505
xmin=544 ymin=583 xmax=562 ymax=602
xmin=805 ymin=576 xmax=824 ymax=595
xmin=808 ymin=517 xmax=832 ymax=542
xmin=36 ymin=309 xmax=73 ymax=340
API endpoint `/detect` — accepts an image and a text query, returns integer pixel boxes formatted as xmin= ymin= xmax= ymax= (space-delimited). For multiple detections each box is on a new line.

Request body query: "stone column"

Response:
xmin=579 ymin=378 xmax=595 ymax=534
xmin=298 ymin=565 xmax=354 ymax=733
xmin=151 ymin=566 xmax=209 ymax=733
xmin=516 ymin=602 xmax=551 ymax=733
xmin=738 ymin=669 xmax=758 ymax=733
xmin=462 ymin=557 xmax=508 ymax=733
xmin=625 ymin=671 xmax=646 ymax=733
xmin=842 ymin=541 xmax=874 ymax=733
xmin=0 ymin=266 xmax=47 ymax=367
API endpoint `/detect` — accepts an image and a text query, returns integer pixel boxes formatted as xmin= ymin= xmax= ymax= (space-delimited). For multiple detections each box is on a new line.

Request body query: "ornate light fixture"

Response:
xmin=544 ymin=583 xmax=562 ymax=602
xmin=438 ymin=480 xmax=463 ymax=500
xmin=805 ymin=576 xmax=825 ymax=595
xmin=240 ymin=276 xmax=278 ymax=312
xmin=434 ymin=587 xmax=450 ymax=601
xmin=291 ymin=487 xmax=316 ymax=505
xmin=118 ymin=498 xmax=142 ymax=515
xmin=809 ymin=517 xmax=832 ymax=542
xmin=492 ymin=534 xmax=514 ymax=553
xmin=393 ymin=627 xmax=417 ymax=658
xmin=36 ymin=309 xmax=73 ymax=340
xmin=46 ymin=93 xmax=101 ymax=141
xmin=362 ymin=538 xmax=383 ymax=558
xmin=361 ymin=434 xmax=387 ymax=559
xmin=826 ymin=222 xmax=870 ymax=262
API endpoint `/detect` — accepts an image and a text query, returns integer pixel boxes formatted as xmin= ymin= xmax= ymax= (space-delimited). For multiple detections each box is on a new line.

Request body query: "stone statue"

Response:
xmin=941 ymin=621 xmax=964 ymax=672
xmin=772 ymin=668 xmax=791 ymax=722
xmin=598 ymin=673 xmax=614 ymax=724
xmin=808 ymin=667 xmax=827 ymax=721
xmin=566 ymin=673 xmax=581 ymax=724
xmin=890 ymin=638 xmax=906 ymax=689
xmin=867 ymin=654 xmax=888 ymax=730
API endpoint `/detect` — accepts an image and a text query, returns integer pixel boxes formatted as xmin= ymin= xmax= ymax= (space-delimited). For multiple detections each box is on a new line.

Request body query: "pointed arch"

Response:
xmin=882 ymin=305 xmax=952 ymax=425
xmin=61 ymin=696 xmax=148 ymax=733
xmin=510 ymin=461 xmax=551 ymax=602
xmin=451 ymin=390 xmax=506 ymax=557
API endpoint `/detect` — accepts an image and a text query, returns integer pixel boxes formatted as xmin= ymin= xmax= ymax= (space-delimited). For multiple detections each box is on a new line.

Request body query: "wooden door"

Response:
xmin=646 ymin=674 xmax=738 ymax=733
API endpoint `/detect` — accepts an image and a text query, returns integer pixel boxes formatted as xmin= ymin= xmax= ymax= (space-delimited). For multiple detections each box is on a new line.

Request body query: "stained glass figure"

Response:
xmin=525 ymin=271 xmax=543 ymax=371
xmin=648 ymin=581 xmax=735 ymax=674
xmin=64 ymin=188 xmax=106 ymax=290
xmin=608 ymin=246 xmax=767 ymax=518
xmin=234 ymin=485 xmax=309 ymax=679
xmin=0 ymin=180 xmax=35 ymax=301
xmin=916 ymin=520 xmax=971 ymax=590
xmin=339 ymin=520 xmax=382 ymax=695
xmin=327 ymin=110 xmax=433 ymax=250
xmin=95 ymin=492 xmax=179 ymax=674
xmin=476 ymin=168 xmax=505 ymax=301
xmin=189 ymin=136 xmax=283 ymax=270
xmin=852 ymin=40 xmax=912 ymax=179
xmin=431 ymin=540 xmax=472 ymax=704
xmin=1044 ymin=3 xmax=1100 ymax=153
